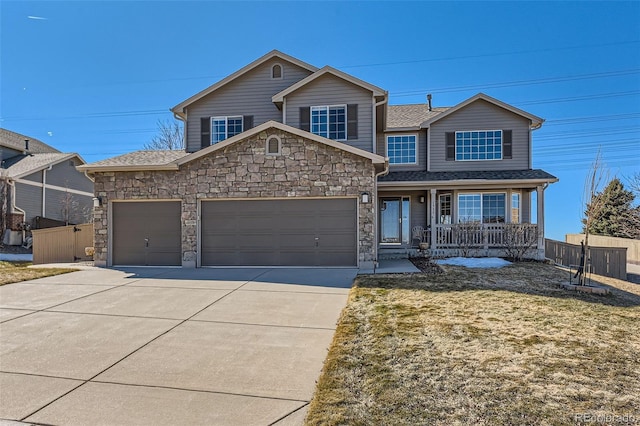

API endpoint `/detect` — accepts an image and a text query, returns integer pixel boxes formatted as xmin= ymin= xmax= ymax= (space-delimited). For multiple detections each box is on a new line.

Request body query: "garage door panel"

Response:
xmin=201 ymin=199 xmax=357 ymax=266
xmin=113 ymin=202 xmax=181 ymax=266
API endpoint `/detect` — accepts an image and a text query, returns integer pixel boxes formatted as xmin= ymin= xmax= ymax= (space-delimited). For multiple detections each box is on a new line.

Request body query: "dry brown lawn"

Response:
xmin=0 ymin=261 xmax=77 ymax=285
xmin=305 ymin=262 xmax=640 ymax=426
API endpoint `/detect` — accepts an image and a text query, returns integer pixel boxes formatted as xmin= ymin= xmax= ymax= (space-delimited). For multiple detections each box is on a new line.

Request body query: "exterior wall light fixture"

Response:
xmin=361 ymin=192 xmax=371 ymax=203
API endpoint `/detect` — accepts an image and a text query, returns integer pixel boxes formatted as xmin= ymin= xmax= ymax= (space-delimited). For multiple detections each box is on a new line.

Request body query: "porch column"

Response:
xmin=536 ymin=185 xmax=545 ymax=260
xmin=430 ymin=188 xmax=437 ymax=249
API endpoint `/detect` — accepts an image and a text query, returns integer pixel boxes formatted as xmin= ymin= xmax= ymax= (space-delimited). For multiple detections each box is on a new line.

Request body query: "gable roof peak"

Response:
xmin=171 ymin=50 xmax=318 ymax=116
xmin=419 ymin=93 xmax=544 ymax=129
xmin=272 ymin=65 xmax=387 ymax=103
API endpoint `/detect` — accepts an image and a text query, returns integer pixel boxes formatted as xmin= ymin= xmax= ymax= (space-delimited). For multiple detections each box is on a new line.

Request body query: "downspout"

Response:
xmin=8 ymin=179 xmax=27 ymax=242
xmin=173 ymin=111 xmax=187 ymax=150
xmin=42 ymin=165 xmax=52 ymax=217
xmin=373 ymin=159 xmax=390 ymax=272
xmin=372 ymin=96 xmax=387 ymax=154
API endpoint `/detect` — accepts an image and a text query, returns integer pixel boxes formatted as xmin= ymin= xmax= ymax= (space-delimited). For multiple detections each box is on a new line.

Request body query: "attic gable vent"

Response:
xmin=271 ymin=63 xmax=283 ymax=80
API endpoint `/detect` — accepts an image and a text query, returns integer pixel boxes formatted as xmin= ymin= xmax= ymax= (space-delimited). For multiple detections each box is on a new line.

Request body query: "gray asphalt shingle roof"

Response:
xmin=379 ymin=169 xmax=558 ymax=182
xmin=84 ymin=150 xmax=189 ymax=168
xmin=386 ymin=105 xmax=449 ymax=129
xmin=3 ymin=153 xmax=75 ymax=178
xmin=0 ymin=128 xmax=60 ymax=154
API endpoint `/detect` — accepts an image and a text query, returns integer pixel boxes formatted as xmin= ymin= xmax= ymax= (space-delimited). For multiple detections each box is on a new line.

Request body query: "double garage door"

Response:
xmin=112 ymin=199 xmax=357 ymax=267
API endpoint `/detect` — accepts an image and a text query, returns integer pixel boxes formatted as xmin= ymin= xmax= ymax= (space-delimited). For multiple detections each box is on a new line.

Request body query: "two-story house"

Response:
xmin=78 ymin=50 xmax=557 ymax=268
xmin=1 ymin=128 xmax=94 ymax=243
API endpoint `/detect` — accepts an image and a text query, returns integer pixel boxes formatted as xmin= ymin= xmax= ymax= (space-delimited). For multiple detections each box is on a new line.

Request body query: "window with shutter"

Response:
xmin=502 ymin=130 xmax=512 ymax=159
xmin=310 ymin=105 xmax=347 ymax=140
xmin=445 ymin=132 xmax=455 ymax=161
xmin=347 ymin=104 xmax=358 ymax=139
xmin=454 ymin=130 xmax=503 ymax=161
xmin=201 ymin=117 xmax=211 ymax=149
xmin=300 ymin=107 xmax=310 ymax=132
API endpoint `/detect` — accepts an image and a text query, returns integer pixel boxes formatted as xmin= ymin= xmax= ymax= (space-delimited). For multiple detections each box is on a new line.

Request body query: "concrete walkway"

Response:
xmin=0 ymin=267 xmax=357 ymax=425
xmin=358 ymin=258 xmax=420 ymax=274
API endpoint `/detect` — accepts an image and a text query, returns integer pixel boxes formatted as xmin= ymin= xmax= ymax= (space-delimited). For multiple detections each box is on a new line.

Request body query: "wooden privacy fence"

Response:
xmin=545 ymin=238 xmax=627 ymax=280
xmin=32 ymin=224 xmax=93 ymax=264
xmin=566 ymin=234 xmax=640 ymax=264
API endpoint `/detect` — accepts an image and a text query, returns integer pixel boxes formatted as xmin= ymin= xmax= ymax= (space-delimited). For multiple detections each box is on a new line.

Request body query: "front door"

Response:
xmin=380 ymin=197 xmax=410 ymax=245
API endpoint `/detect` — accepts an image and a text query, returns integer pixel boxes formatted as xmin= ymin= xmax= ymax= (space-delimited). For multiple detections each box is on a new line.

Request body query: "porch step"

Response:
xmin=378 ymin=248 xmax=420 ymax=260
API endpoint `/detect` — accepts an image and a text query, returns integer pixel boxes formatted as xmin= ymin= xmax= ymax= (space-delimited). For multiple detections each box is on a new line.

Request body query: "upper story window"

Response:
xmin=455 ymin=130 xmax=502 ymax=161
xmin=458 ymin=193 xmax=506 ymax=223
xmin=211 ymin=116 xmax=243 ymax=144
xmin=387 ymin=135 xmax=417 ymax=164
xmin=271 ymin=63 xmax=283 ymax=80
xmin=311 ymin=105 xmax=346 ymax=140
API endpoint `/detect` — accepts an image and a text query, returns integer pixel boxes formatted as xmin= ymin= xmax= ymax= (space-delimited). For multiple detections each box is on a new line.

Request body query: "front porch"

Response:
xmin=376 ymin=179 xmax=551 ymax=261
xmin=412 ymin=223 xmax=539 ymax=259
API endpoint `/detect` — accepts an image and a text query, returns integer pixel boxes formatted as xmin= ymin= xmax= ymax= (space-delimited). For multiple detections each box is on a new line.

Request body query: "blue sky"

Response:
xmin=1 ymin=1 xmax=639 ymax=241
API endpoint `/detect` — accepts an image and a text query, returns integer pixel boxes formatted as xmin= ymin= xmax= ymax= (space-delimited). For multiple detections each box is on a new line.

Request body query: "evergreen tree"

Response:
xmin=582 ymin=178 xmax=636 ymax=238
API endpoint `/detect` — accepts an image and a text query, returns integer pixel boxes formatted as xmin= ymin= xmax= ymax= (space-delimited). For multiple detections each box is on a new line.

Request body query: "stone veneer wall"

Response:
xmin=93 ymin=129 xmax=377 ymax=267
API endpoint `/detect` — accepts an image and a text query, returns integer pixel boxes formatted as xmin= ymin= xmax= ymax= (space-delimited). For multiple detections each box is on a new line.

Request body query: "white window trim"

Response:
xmin=310 ymin=104 xmax=347 ymax=141
xmin=455 ymin=129 xmax=503 ymax=162
xmin=456 ymin=191 xmax=507 ymax=224
xmin=266 ymin=135 xmax=281 ymax=155
xmin=211 ymin=115 xmax=243 ymax=144
xmin=386 ymin=134 xmax=418 ymax=165
xmin=511 ymin=191 xmax=521 ymax=224
xmin=438 ymin=193 xmax=452 ymax=224
xmin=271 ymin=63 xmax=283 ymax=80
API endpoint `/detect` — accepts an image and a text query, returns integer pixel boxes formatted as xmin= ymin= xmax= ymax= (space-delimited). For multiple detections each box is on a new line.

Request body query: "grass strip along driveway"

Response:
xmin=0 ymin=262 xmax=77 ymax=286
xmin=305 ymin=262 xmax=640 ymax=425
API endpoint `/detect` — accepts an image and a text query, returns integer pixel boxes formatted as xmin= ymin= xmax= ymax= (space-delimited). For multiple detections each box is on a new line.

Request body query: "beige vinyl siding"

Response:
xmin=382 ymin=130 xmax=427 ymax=172
xmin=429 ymin=99 xmax=531 ymax=171
xmin=46 ymin=159 xmax=94 ymax=193
xmin=14 ymin=182 xmax=42 ymax=222
xmin=22 ymin=170 xmax=43 ymax=183
xmin=284 ymin=74 xmax=374 ymax=152
xmin=185 ymin=58 xmax=313 ymax=152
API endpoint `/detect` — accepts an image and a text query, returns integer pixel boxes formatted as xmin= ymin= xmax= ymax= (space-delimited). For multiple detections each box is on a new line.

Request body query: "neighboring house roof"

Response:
xmin=0 ymin=128 xmax=60 ymax=154
xmin=419 ymin=93 xmax=544 ymax=129
xmin=386 ymin=104 xmax=449 ymax=130
xmin=78 ymin=121 xmax=387 ymax=173
xmin=171 ymin=50 xmax=319 ymax=116
xmin=271 ymin=65 xmax=387 ymax=104
xmin=378 ymin=169 xmax=558 ymax=186
xmin=3 ymin=153 xmax=84 ymax=179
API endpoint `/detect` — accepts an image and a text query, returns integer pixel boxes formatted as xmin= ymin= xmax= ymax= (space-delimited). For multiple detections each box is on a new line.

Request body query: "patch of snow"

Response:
xmin=0 ymin=253 xmax=33 ymax=262
xmin=436 ymin=257 xmax=511 ymax=268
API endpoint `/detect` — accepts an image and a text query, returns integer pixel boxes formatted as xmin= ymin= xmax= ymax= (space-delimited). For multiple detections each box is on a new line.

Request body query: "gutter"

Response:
xmin=372 ymin=158 xmax=390 ymax=272
xmin=377 ymin=178 xmax=559 ymax=189
xmin=173 ymin=111 xmax=187 ymax=149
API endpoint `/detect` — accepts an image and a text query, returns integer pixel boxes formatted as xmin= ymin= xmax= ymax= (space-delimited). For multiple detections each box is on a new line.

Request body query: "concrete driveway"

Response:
xmin=0 ymin=267 xmax=357 ymax=426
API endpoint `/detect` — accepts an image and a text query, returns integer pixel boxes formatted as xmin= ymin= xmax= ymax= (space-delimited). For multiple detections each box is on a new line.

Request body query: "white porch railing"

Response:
xmin=431 ymin=223 xmax=539 ymax=249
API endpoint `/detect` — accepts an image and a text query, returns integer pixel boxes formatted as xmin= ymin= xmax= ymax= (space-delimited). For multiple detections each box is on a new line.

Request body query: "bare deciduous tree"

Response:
xmin=580 ymin=150 xmax=609 ymax=285
xmin=144 ymin=119 xmax=184 ymax=150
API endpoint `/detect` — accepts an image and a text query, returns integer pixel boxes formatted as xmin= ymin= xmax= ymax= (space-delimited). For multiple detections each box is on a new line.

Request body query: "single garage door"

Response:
xmin=112 ymin=201 xmax=181 ymax=266
xmin=201 ymin=198 xmax=357 ymax=267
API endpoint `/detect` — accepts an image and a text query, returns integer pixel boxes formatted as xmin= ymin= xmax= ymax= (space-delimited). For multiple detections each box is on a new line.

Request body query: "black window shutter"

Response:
xmin=503 ymin=130 xmax=512 ymax=159
xmin=243 ymin=115 xmax=254 ymax=131
xmin=300 ymin=107 xmax=310 ymax=132
xmin=347 ymin=104 xmax=358 ymax=139
xmin=445 ymin=132 xmax=455 ymax=161
xmin=201 ymin=117 xmax=211 ymax=148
